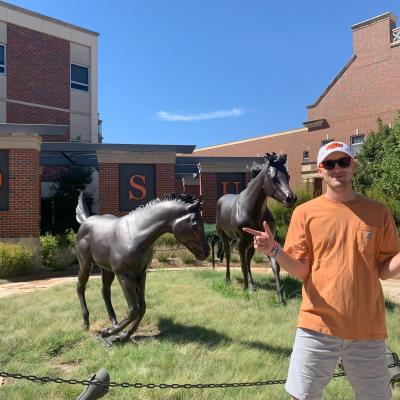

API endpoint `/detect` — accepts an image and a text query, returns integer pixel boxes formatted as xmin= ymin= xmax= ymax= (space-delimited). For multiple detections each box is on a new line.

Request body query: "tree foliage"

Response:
xmin=50 ymin=166 xmax=94 ymax=199
xmin=354 ymin=115 xmax=400 ymax=227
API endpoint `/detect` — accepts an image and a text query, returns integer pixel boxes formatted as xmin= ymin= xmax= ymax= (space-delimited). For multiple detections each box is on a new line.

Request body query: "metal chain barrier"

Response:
xmin=3 ymin=365 xmax=400 ymax=390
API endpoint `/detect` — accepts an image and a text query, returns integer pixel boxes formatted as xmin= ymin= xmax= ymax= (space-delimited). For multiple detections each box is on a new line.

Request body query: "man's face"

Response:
xmin=318 ymin=151 xmax=356 ymax=190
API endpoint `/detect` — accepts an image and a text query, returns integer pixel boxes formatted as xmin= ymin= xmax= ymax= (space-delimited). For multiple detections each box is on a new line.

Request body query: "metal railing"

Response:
xmin=392 ymin=27 xmax=400 ymax=44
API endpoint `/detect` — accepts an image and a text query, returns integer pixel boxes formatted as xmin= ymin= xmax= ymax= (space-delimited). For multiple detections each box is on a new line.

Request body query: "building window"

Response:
xmin=0 ymin=44 xmax=6 ymax=74
xmin=71 ymin=64 xmax=89 ymax=91
xmin=321 ymin=138 xmax=334 ymax=147
xmin=350 ymin=135 xmax=365 ymax=155
xmin=303 ymin=151 xmax=310 ymax=162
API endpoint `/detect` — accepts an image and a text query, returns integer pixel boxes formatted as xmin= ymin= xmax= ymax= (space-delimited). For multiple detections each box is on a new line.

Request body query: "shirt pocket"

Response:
xmin=356 ymin=224 xmax=381 ymax=257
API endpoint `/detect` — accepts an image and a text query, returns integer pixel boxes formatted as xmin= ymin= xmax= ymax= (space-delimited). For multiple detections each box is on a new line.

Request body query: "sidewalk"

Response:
xmin=1 ymin=266 xmax=400 ymax=303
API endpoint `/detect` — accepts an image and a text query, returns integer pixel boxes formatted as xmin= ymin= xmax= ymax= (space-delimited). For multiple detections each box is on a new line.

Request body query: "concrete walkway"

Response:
xmin=1 ymin=267 xmax=400 ymax=303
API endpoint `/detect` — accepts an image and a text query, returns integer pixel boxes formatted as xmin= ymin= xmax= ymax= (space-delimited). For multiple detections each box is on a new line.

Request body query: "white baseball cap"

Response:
xmin=317 ymin=141 xmax=353 ymax=165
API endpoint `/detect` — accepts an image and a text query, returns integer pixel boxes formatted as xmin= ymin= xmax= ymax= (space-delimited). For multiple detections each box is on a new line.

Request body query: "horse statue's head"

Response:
xmin=262 ymin=153 xmax=297 ymax=207
xmin=171 ymin=194 xmax=210 ymax=261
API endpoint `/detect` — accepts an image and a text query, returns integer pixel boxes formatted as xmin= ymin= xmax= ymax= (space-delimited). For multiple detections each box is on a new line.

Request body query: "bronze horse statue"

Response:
xmin=216 ymin=153 xmax=296 ymax=304
xmin=75 ymin=193 xmax=209 ymax=345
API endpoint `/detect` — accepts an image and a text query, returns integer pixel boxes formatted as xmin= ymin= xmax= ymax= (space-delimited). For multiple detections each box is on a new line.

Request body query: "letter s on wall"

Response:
xmin=129 ymin=174 xmax=147 ymax=200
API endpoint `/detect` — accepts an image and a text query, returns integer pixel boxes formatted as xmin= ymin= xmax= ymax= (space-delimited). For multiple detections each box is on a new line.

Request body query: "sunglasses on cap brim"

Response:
xmin=319 ymin=156 xmax=352 ymax=170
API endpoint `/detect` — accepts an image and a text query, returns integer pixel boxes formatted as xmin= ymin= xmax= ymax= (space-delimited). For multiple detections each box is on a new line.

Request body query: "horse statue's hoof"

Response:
xmin=76 ymin=368 xmax=109 ymax=399
xmin=97 ymin=332 xmax=131 ymax=347
xmin=115 ymin=332 xmax=130 ymax=344
xmin=101 ymin=327 xmax=113 ymax=338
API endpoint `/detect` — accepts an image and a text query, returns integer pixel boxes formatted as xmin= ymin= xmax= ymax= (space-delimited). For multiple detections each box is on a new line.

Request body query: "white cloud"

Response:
xmin=157 ymin=107 xmax=244 ymax=121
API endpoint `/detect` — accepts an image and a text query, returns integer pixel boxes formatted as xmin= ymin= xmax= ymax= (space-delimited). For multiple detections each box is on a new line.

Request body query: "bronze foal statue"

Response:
xmin=216 ymin=153 xmax=296 ymax=304
xmin=75 ymin=193 xmax=209 ymax=345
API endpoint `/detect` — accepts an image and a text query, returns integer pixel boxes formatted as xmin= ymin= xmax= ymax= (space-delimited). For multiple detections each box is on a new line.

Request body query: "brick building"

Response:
xmin=193 ymin=12 xmax=400 ymax=190
xmin=1 ymin=6 xmax=399 ymax=243
xmin=0 ymin=0 xmax=99 ymax=143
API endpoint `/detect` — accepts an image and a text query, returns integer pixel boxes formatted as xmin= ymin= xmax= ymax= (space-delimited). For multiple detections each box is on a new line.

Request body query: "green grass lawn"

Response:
xmin=1 ymin=269 xmax=400 ymax=399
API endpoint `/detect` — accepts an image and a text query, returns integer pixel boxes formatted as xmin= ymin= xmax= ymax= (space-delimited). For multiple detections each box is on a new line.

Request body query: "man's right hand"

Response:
xmin=243 ymin=221 xmax=276 ymax=255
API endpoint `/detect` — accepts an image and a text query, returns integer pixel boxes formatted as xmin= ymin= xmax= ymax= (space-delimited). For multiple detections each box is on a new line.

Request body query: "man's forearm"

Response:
xmin=275 ymin=248 xmax=310 ymax=281
xmin=379 ymin=252 xmax=400 ymax=280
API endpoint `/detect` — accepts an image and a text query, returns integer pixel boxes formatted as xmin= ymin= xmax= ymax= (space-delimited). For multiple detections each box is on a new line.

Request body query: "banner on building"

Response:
xmin=119 ymin=164 xmax=156 ymax=211
xmin=216 ymin=172 xmax=245 ymax=199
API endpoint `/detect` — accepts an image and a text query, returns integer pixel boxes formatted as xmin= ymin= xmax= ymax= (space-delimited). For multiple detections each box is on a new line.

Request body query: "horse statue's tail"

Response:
xmin=217 ymin=240 xmax=224 ymax=262
xmin=76 ymin=192 xmax=90 ymax=224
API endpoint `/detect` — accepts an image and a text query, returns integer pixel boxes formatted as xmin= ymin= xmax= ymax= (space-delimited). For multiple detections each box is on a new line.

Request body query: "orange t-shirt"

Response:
xmin=284 ymin=194 xmax=400 ymax=340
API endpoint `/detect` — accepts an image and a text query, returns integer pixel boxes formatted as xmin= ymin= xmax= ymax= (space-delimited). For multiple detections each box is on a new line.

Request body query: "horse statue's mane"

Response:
xmin=248 ymin=152 xmax=288 ymax=179
xmin=129 ymin=193 xmax=202 ymax=215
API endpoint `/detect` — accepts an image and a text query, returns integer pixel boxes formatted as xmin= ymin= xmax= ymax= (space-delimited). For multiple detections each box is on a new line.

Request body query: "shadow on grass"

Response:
xmin=157 ymin=318 xmax=293 ymax=356
xmin=385 ymin=297 xmax=397 ymax=312
xmin=238 ymin=340 xmax=292 ymax=358
xmin=232 ymin=274 xmax=302 ymax=300
xmin=157 ymin=317 xmax=231 ymax=348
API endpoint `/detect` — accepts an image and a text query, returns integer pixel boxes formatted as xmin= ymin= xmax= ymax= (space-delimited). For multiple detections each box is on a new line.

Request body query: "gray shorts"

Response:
xmin=285 ymin=328 xmax=391 ymax=400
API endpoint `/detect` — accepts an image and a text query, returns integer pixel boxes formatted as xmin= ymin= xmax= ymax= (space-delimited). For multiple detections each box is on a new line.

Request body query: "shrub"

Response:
xmin=155 ymin=252 xmax=169 ymax=263
xmin=230 ymin=254 xmax=239 ymax=263
xmin=181 ymin=253 xmax=195 ymax=265
xmin=155 ymin=233 xmax=178 ymax=248
xmin=40 ymin=233 xmax=58 ymax=268
xmin=40 ymin=231 xmax=77 ymax=270
xmin=0 ymin=242 xmax=35 ymax=278
xmin=252 ymin=252 xmax=265 ymax=263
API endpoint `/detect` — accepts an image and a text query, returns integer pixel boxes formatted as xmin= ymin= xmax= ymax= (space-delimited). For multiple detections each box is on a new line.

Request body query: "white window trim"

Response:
xmin=350 ymin=134 xmax=365 ymax=156
xmin=71 ymin=63 xmax=89 ymax=92
xmin=350 ymin=134 xmax=365 ymax=145
xmin=321 ymin=138 xmax=334 ymax=147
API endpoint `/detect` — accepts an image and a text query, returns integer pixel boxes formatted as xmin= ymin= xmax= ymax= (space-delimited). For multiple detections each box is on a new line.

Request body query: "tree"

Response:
xmin=354 ymin=115 xmax=400 ymax=227
xmin=49 ymin=166 xmax=93 ymax=200
xmin=41 ymin=167 xmax=94 ymax=234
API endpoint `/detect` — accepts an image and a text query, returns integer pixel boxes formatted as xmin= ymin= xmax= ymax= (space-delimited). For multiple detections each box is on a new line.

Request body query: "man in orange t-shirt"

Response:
xmin=244 ymin=141 xmax=400 ymax=400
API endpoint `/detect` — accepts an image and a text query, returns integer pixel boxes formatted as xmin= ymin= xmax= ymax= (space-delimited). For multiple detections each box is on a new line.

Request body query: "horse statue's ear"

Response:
xmin=187 ymin=199 xmax=201 ymax=212
xmin=264 ymin=153 xmax=271 ymax=164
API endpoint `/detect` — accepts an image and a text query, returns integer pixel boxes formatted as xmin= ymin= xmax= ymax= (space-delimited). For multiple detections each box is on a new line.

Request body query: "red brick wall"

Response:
xmin=193 ymin=17 xmax=400 ymax=188
xmin=7 ymin=23 xmax=70 ymax=141
xmin=200 ymin=173 xmax=217 ymax=223
xmin=156 ymin=164 xmax=175 ymax=198
xmin=98 ymin=163 xmax=125 ymax=217
xmin=193 ymin=132 xmax=311 ymax=188
xmin=7 ymin=103 xmax=69 ymax=142
xmin=184 ymin=184 xmax=200 ymax=197
xmin=306 ymin=17 xmax=400 ymax=175
xmin=0 ymin=149 xmax=40 ymax=237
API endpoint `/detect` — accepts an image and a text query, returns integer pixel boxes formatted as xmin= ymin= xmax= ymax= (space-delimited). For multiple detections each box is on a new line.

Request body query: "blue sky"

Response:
xmin=9 ymin=1 xmax=400 ymax=148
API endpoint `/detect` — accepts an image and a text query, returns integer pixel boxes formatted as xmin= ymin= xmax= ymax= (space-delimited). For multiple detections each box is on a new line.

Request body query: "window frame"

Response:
xmin=350 ymin=134 xmax=365 ymax=155
xmin=70 ymin=63 xmax=89 ymax=92
xmin=0 ymin=44 xmax=6 ymax=75
xmin=303 ymin=150 xmax=310 ymax=163
xmin=321 ymin=138 xmax=334 ymax=147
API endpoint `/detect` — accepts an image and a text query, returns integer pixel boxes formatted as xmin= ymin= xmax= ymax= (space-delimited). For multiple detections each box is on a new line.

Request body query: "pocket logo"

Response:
xmin=365 ymin=231 xmax=373 ymax=240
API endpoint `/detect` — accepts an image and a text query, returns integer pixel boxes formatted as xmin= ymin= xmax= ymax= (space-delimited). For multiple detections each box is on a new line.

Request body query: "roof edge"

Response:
xmin=307 ymin=54 xmax=357 ymax=110
xmin=193 ymin=127 xmax=306 ymax=153
xmin=351 ymin=12 xmax=397 ymax=31
xmin=0 ymin=1 xmax=99 ymax=36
